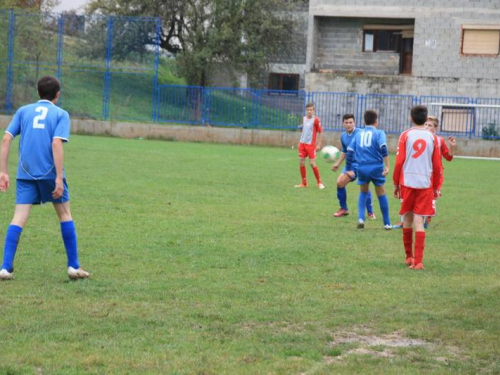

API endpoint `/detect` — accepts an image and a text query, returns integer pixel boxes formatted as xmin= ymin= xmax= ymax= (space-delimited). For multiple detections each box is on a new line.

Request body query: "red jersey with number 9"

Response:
xmin=393 ymin=127 xmax=442 ymax=191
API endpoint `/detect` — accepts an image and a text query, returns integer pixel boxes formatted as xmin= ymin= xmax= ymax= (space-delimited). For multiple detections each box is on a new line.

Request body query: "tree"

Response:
xmin=87 ymin=0 xmax=305 ymax=86
xmin=0 ymin=0 xmax=59 ymax=12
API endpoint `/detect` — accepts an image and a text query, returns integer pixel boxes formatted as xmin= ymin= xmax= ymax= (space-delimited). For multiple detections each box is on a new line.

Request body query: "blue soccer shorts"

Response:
xmin=342 ymin=165 xmax=358 ymax=181
xmin=16 ymin=179 xmax=70 ymax=205
xmin=357 ymin=164 xmax=386 ymax=186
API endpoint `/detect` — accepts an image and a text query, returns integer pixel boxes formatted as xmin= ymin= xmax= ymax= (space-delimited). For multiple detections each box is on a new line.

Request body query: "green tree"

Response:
xmin=0 ymin=0 xmax=58 ymax=12
xmin=87 ymin=0 xmax=305 ymax=86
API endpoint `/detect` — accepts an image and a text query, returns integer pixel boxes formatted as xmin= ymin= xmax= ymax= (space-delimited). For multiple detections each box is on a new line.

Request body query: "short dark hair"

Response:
xmin=306 ymin=102 xmax=315 ymax=109
xmin=342 ymin=114 xmax=355 ymax=122
xmin=37 ymin=76 xmax=60 ymax=101
xmin=411 ymin=105 xmax=428 ymax=125
xmin=364 ymin=110 xmax=378 ymax=126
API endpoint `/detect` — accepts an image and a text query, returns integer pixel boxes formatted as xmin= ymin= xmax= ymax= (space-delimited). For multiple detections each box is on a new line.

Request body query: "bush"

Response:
xmin=482 ymin=122 xmax=499 ymax=140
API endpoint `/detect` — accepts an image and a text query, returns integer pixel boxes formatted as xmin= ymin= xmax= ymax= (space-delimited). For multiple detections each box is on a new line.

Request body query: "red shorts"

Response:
xmin=298 ymin=143 xmax=317 ymax=159
xmin=399 ymin=186 xmax=436 ymax=217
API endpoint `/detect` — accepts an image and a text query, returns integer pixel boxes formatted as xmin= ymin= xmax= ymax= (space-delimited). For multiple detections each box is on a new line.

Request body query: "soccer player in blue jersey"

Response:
xmin=345 ymin=110 xmax=392 ymax=230
xmin=0 ymin=76 xmax=89 ymax=281
xmin=332 ymin=114 xmax=375 ymax=219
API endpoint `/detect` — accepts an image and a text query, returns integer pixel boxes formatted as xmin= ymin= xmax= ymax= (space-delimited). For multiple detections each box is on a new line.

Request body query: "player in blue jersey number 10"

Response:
xmin=345 ymin=110 xmax=392 ymax=230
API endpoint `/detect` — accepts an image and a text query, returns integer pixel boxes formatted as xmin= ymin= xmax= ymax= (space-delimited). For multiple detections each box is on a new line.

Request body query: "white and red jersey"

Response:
xmin=393 ymin=127 xmax=442 ymax=191
xmin=299 ymin=116 xmax=322 ymax=146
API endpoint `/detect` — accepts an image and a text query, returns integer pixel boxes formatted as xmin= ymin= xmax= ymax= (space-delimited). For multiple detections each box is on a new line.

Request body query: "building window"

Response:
xmin=363 ymin=30 xmax=400 ymax=52
xmin=268 ymin=73 xmax=299 ymax=91
xmin=441 ymin=107 xmax=475 ymax=133
xmin=461 ymin=26 xmax=500 ymax=56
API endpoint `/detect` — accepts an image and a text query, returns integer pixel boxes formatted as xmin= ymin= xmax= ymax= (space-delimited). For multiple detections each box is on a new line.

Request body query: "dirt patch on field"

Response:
xmin=323 ymin=327 xmax=465 ymax=366
xmin=330 ymin=329 xmax=429 ymax=349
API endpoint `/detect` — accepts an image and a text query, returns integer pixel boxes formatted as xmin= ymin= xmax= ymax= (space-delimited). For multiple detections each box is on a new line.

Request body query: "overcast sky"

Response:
xmin=53 ymin=0 xmax=89 ymax=13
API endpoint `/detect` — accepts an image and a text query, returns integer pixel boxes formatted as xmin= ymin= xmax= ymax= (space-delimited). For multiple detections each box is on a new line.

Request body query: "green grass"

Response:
xmin=0 ymin=136 xmax=499 ymax=374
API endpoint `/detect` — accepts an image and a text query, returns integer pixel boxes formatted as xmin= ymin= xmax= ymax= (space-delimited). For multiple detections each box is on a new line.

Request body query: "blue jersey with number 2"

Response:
xmin=6 ymin=100 xmax=70 ymax=180
xmin=347 ymin=126 xmax=387 ymax=165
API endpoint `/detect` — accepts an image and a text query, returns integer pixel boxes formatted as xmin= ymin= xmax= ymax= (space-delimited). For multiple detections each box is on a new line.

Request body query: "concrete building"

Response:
xmin=305 ymin=0 xmax=500 ymax=97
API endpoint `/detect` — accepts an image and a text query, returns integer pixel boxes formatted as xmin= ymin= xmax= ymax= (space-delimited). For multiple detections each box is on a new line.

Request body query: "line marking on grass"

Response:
xmin=454 ymin=156 xmax=500 ymax=161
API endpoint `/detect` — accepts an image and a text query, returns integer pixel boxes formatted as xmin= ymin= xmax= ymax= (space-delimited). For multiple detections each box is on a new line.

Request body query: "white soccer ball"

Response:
xmin=321 ymin=146 xmax=340 ymax=163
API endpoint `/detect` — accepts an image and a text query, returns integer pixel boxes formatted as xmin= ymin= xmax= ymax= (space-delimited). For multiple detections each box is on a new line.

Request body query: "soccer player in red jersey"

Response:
xmin=393 ymin=105 xmax=443 ymax=270
xmin=295 ymin=102 xmax=324 ymax=189
xmin=425 ymin=115 xmax=456 ymax=164
xmin=423 ymin=115 xmax=456 ymax=226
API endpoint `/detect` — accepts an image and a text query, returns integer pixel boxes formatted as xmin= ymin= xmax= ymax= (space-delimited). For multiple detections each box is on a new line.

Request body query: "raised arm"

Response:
xmin=444 ymin=136 xmax=456 ymax=160
xmin=432 ymin=135 xmax=444 ymax=196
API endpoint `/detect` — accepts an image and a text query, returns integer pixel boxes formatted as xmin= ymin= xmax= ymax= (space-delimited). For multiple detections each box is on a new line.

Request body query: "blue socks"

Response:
xmin=378 ymin=194 xmax=391 ymax=226
xmin=337 ymin=187 xmax=347 ymax=210
xmin=1 ymin=225 xmax=23 ymax=272
xmin=366 ymin=190 xmax=374 ymax=215
xmin=339 ymin=187 xmax=374 ymax=215
xmin=2 ymin=222 xmax=81 ymax=271
xmin=358 ymin=191 xmax=368 ymax=222
xmin=61 ymin=221 xmax=80 ymax=269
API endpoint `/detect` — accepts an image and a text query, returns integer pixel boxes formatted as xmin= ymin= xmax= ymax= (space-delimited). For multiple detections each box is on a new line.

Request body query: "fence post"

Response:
xmin=56 ymin=14 xmax=64 ymax=81
xmin=470 ymin=97 xmax=476 ymax=140
xmin=251 ymin=89 xmax=260 ymax=128
xmin=5 ymin=10 xmax=15 ymax=112
xmin=102 ymin=16 xmax=114 ymax=121
xmin=308 ymin=91 xmax=314 ymax=106
xmin=357 ymin=94 xmax=365 ymax=126
xmin=151 ymin=17 xmax=161 ymax=123
xmin=203 ymin=87 xmax=209 ymax=126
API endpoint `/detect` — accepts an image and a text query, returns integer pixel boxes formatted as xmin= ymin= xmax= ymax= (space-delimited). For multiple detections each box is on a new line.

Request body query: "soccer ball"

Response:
xmin=321 ymin=146 xmax=340 ymax=163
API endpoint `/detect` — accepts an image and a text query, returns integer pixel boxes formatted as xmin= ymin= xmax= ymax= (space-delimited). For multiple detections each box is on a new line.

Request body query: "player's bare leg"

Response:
xmin=10 ymin=204 xmax=32 ymax=227
xmin=54 ymin=202 xmax=90 ymax=280
xmin=295 ymin=157 xmax=308 ymax=188
xmin=0 ymin=204 xmax=32 ymax=281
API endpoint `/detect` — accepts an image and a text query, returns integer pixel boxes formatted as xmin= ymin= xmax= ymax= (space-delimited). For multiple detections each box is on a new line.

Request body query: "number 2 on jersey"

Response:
xmin=33 ymin=106 xmax=48 ymax=129
xmin=412 ymin=139 xmax=427 ymax=158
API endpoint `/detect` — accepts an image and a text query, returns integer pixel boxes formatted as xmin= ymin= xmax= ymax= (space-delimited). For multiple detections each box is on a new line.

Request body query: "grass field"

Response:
xmin=0 ymin=135 xmax=499 ymax=374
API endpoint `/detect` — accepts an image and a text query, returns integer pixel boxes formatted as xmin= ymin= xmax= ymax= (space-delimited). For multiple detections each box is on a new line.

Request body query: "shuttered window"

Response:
xmin=462 ymin=27 xmax=500 ymax=55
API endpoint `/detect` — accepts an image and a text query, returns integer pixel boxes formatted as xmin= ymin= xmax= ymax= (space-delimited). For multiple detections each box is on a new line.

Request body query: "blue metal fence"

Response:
xmin=0 ymin=10 xmax=160 ymax=122
xmin=2 ymin=10 xmax=499 ymax=139
xmin=155 ymin=88 xmax=500 ymax=139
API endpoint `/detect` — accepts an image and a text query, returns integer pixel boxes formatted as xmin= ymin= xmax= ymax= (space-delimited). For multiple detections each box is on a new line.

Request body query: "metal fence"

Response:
xmin=156 ymin=86 xmax=306 ymax=129
xmin=156 ymin=87 xmax=500 ymax=139
xmin=2 ymin=10 xmax=500 ymax=139
xmin=0 ymin=10 xmax=160 ymax=122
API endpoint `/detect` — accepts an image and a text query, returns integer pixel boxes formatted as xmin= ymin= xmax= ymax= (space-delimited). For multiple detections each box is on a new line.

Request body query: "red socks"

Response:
xmin=312 ymin=166 xmax=321 ymax=184
xmin=414 ymin=231 xmax=426 ymax=265
xmin=403 ymin=228 xmax=413 ymax=259
xmin=300 ymin=166 xmax=307 ymax=185
xmin=299 ymin=165 xmax=321 ymax=185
